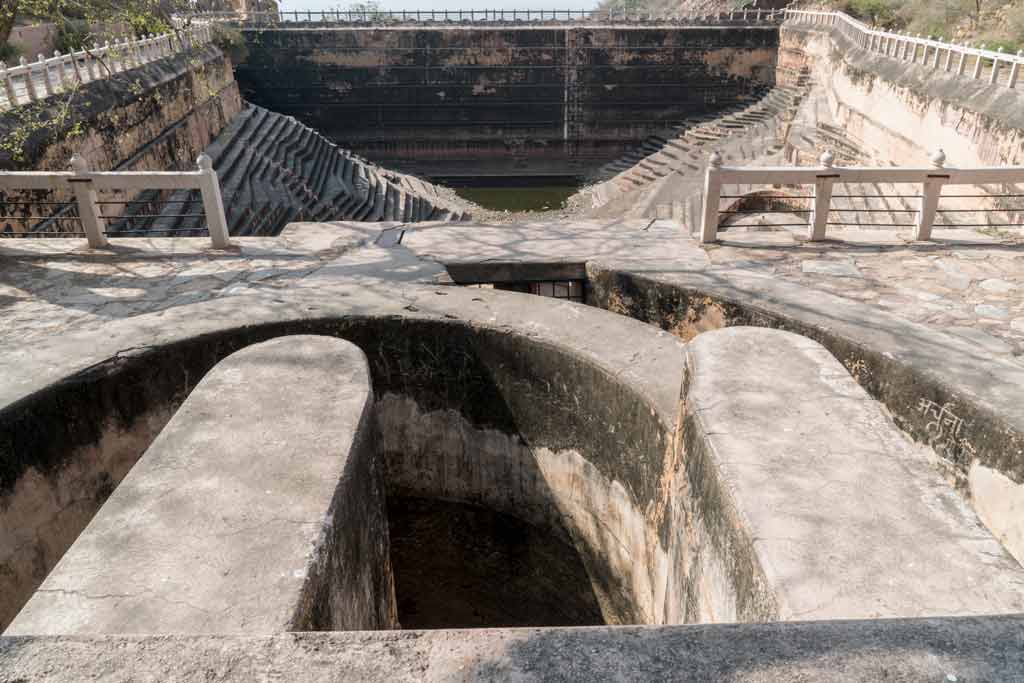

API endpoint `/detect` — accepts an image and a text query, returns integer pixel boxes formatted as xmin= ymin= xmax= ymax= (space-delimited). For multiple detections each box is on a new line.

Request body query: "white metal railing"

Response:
xmin=190 ymin=7 xmax=786 ymax=27
xmin=785 ymin=8 xmax=1024 ymax=90
xmin=0 ymin=24 xmax=214 ymax=112
xmin=699 ymin=150 xmax=1024 ymax=243
xmin=0 ymin=153 xmax=230 ymax=248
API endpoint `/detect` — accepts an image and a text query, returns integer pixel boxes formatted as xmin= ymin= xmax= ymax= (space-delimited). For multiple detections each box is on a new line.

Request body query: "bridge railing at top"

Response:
xmin=0 ymin=24 xmax=214 ymax=113
xmin=191 ymin=8 xmax=786 ymax=27
xmin=699 ymin=150 xmax=1024 ymax=243
xmin=784 ymin=8 xmax=1024 ymax=90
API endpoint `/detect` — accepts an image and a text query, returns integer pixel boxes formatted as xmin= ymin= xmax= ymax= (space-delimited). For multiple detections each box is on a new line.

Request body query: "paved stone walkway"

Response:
xmin=3 ymin=219 xmax=1023 ymax=363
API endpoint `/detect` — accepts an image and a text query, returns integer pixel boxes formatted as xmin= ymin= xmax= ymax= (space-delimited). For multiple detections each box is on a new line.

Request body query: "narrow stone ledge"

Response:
xmin=682 ymin=327 xmax=1024 ymax=621
xmin=2 ymin=615 xmax=1023 ymax=681
xmin=5 ymin=335 xmax=395 ymax=635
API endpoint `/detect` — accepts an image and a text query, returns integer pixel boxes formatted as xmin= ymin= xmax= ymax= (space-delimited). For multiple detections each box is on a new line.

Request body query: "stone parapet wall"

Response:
xmin=0 ymin=44 xmax=241 ymax=173
xmin=780 ymin=23 xmax=1024 ymax=167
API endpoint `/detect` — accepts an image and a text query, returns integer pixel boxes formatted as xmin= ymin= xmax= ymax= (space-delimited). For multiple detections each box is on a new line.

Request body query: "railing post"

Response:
xmin=809 ymin=151 xmax=837 ymax=241
xmin=957 ymin=45 xmax=968 ymax=75
xmin=54 ymin=51 xmax=68 ymax=91
xmin=973 ymin=45 xmax=986 ymax=79
xmin=915 ymin=150 xmax=947 ymax=241
xmin=1010 ymin=51 xmax=1023 ymax=89
xmin=38 ymin=54 xmax=53 ymax=96
xmin=20 ymin=57 xmax=37 ymax=101
xmin=89 ymin=43 xmax=101 ymax=79
xmin=69 ymin=155 xmax=108 ymax=248
xmin=990 ymin=47 xmax=1004 ymax=85
xmin=1 ymin=62 xmax=16 ymax=105
xmin=700 ymin=152 xmax=723 ymax=244
xmin=197 ymin=154 xmax=231 ymax=248
xmin=71 ymin=50 xmax=85 ymax=85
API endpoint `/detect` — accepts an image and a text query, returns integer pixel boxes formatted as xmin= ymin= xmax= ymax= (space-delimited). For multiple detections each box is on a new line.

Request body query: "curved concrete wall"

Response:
xmin=0 ymin=308 xmax=684 ymax=630
xmin=7 ymin=336 xmax=395 ymax=635
xmin=4 ymin=286 xmax=1023 ymax=634
xmin=586 ymin=264 xmax=1024 ymax=567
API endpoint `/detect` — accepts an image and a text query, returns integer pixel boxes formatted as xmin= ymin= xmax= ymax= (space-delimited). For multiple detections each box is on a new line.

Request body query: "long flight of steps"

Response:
xmin=573 ymin=69 xmax=813 ymax=219
xmin=110 ymin=103 xmax=473 ymax=238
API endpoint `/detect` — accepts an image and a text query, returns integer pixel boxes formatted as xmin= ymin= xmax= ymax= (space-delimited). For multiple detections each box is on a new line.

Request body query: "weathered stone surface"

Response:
xmin=235 ymin=25 xmax=777 ymax=177
xmin=2 ymin=616 xmax=1024 ymax=681
xmin=0 ymin=45 xmax=240 ymax=173
xmin=5 ymin=335 xmax=395 ymax=635
xmin=681 ymin=327 xmax=1024 ymax=620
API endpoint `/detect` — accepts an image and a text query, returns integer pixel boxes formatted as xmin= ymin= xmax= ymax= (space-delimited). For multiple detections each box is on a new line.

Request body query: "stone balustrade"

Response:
xmin=0 ymin=153 xmax=230 ymax=248
xmin=0 ymin=24 xmax=213 ymax=112
xmin=192 ymin=7 xmax=786 ymax=27
xmin=699 ymin=150 xmax=1024 ymax=243
xmin=786 ymin=8 xmax=1024 ymax=90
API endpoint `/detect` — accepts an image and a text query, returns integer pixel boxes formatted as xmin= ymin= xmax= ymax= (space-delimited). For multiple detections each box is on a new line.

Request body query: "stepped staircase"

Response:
xmin=108 ymin=103 xmax=473 ymax=238
xmin=574 ymin=69 xmax=813 ymax=220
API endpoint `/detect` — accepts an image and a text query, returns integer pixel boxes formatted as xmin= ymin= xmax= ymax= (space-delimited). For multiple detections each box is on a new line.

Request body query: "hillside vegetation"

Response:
xmin=836 ymin=0 xmax=1024 ymax=51
xmin=596 ymin=0 xmax=1024 ymax=52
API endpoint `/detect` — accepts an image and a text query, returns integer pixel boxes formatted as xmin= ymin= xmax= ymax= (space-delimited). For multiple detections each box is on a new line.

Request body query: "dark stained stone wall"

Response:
xmin=234 ymin=26 xmax=778 ymax=177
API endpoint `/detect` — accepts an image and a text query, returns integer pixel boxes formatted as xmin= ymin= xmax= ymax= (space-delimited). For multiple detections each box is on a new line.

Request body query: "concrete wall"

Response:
xmin=6 ymin=304 xmax=1021 ymax=635
xmin=586 ymin=263 xmax=1024 ymax=570
xmin=234 ymin=25 xmax=778 ymax=178
xmin=0 ymin=313 xmax=682 ymax=631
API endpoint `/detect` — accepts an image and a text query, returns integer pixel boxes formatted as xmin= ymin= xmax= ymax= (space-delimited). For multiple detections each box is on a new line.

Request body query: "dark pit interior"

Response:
xmin=387 ymin=497 xmax=605 ymax=629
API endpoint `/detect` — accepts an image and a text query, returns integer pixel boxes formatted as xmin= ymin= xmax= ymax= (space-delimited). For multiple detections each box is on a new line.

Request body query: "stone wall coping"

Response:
xmin=685 ymin=327 xmax=1024 ymax=620
xmin=5 ymin=335 xmax=384 ymax=635
xmin=2 ymin=616 xmax=1023 ymax=680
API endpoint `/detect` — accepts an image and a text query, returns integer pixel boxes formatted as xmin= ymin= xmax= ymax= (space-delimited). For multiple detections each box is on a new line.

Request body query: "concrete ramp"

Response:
xmin=682 ymin=327 xmax=1024 ymax=621
xmin=6 ymin=336 xmax=395 ymax=635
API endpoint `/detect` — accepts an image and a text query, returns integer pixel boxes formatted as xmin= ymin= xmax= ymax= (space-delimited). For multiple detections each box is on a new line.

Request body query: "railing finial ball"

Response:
xmin=709 ymin=151 xmax=723 ymax=168
xmin=196 ymin=153 xmax=214 ymax=171
xmin=931 ymin=149 xmax=947 ymax=168
xmin=69 ymin=154 xmax=89 ymax=173
xmin=820 ymin=150 xmax=835 ymax=168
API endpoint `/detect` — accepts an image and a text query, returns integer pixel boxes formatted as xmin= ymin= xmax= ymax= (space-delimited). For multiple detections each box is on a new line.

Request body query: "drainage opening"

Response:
xmin=387 ymin=497 xmax=605 ymax=629
xmin=469 ymin=280 xmax=586 ymax=303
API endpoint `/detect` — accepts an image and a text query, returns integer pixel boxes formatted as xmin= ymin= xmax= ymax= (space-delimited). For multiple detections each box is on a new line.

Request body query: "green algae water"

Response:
xmin=439 ymin=176 xmax=583 ymax=213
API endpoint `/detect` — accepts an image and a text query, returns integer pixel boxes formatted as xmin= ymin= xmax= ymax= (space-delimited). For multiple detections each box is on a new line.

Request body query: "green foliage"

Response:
xmin=211 ymin=23 xmax=246 ymax=64
xmin=0 ymin=40 xmax=19 ymax=61
xmin=979 ymin=37 xmax=1021 ymax=52
xmin=839 ymin=0 xmax=903 ymax=28
xmin=55 ymin=18 xmax=90 ymax=52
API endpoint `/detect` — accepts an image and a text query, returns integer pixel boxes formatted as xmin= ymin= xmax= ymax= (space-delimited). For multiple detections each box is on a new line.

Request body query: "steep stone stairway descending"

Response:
xmin=585 ymin=88 xmax=771 ymax=183
xmin=573 ymin=70 xmax=812 ymax=220
xmin=113 ymin=104 xmax=474 ymax=238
